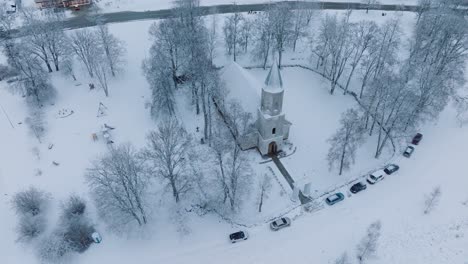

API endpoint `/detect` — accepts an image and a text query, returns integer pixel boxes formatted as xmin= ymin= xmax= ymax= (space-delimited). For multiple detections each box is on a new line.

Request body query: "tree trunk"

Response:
xmin=258 ymin=189 xmax=264 ymax=213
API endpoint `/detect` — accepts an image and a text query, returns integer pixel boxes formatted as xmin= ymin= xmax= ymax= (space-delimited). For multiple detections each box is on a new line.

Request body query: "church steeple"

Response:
xmin=264 ymin=58 xmax=283 ymax=91
xmin=261 ymin=59 xmax=285 ymax=116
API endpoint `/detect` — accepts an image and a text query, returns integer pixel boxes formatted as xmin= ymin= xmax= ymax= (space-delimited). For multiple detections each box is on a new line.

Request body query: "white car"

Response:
xmin=367 ymin=170 xmax=385 ymax=184
xmin=269 ymin=217 xmax=291 ymax=231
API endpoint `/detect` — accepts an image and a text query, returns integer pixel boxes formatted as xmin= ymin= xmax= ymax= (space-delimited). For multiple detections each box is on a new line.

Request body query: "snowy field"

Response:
xmin=1 ymin=4 xmax=468 ymax=264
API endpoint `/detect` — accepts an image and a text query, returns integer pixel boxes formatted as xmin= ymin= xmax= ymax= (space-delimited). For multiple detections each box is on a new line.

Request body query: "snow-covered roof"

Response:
xmin=220 ymin=62 xmax=261 ymax=114
xmin=264 ymin=59 xmax=283 ymax=93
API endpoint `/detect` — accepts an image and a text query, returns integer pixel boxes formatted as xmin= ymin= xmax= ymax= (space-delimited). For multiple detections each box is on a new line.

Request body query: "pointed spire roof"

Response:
xmin=264 ymin=57 xmax=283 ymax=92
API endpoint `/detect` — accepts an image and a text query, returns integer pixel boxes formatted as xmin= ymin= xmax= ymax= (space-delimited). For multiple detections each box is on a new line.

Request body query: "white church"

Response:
xmin=221 ymin=60 xmax=291 ymax=156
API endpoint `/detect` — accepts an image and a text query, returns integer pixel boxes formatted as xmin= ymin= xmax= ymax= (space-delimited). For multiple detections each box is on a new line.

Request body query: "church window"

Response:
xmin=272 ymin=128 xmax=276 ymax=135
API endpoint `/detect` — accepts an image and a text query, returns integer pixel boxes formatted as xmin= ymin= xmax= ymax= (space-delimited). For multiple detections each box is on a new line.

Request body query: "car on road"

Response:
xmin=367 ymin=170 xmax=385 ymax=184
xmin=350 ymin=182 xmax=367 ymax=193
xmin=325 ymin=193 xmax=345 ymax=205
xmin=270 ymin=217 xmax=291 ymax=231
xmin=229 ymin=231 xmax=248 ymax=243
xmin=403 ymin=146 xmax=415 ymax=157
xmin=384 ymin=164 xmax=399 ymax=175
xmin=412 ymin=133 xmax=423 ymax=145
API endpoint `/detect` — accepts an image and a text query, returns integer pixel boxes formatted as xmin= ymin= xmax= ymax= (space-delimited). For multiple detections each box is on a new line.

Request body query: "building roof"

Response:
xmin=264 ymin=58 xmax=283 ymax=93
xmin=220 ymin=62 xmax=261 ymax=114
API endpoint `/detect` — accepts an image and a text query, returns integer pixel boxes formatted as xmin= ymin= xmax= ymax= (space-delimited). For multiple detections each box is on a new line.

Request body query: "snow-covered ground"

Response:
xmin=1 ymin=6 xmax=467 ymax=264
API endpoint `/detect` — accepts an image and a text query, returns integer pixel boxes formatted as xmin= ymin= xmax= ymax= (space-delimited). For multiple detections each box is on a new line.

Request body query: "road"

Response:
xmin=9 ymin=1 xmax=420 ymax=37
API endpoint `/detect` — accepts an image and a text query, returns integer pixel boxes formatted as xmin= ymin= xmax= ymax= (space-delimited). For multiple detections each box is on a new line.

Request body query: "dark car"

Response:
xmin=403 ymin=146 xmax=415 ymax=157
xmin=325 ymin=193 xmax=345 ymax=205
xmin=383 ymin=164 xmax=400 ymax=175
xmin=270 ymin=217 xmax=291 ymax=231
xmin=412 ymin=133 xmax=423 ymax=145
xmin=350 ymin=182 xmax=367 ymax=194
xmin=229 ymin=231 xmax=248 ymax=243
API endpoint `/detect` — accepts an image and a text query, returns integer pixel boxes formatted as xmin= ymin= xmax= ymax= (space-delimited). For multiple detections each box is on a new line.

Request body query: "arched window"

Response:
xmin=272 ymin=128 xmax=276 ymax=135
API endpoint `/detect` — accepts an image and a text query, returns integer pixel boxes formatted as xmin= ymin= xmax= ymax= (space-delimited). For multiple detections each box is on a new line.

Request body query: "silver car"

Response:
xmin=270 ymin=217 xmax=291 ymax=231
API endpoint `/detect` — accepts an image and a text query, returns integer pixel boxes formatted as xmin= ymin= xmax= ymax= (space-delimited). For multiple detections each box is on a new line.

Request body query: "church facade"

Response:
xmin=240 ymin=61 xmax=291 ymax=156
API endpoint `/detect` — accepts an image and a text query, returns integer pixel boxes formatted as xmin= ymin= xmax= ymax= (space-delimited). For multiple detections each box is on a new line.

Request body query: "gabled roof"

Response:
xmin=264 ymin=58 xmax=283 ymax=92
xmin=220 ymin=62 xmax=261 ymax=114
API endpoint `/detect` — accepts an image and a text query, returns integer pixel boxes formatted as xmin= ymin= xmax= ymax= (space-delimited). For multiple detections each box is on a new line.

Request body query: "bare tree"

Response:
xmin=143 ymin=119 xmax=192 ymax=203
xmin=416 ymin=0 xmax=433 ymax=23
xmin=258 ymin=173 xmax=272 ymax=213
xmin=252 ymin=10 xmax=273 ymax=69
xmin=358 ymin=19 xmax=400 ymax=99
xmin=269 ymin=2 xmax=293 ymax=67
xmin=86 ymin=144 xmax=150 ymax=229
xmin=343 ymin=20 xmax=378 ymax=94
xmin=316 ymin=12 xmax=354 ymax=94
xmin=95 ymin=23 xmax=126 ymax=77
xmin=356 ymin=220 xmax=382 ymax=264
xmin=207 ymin=14 xmax=219 ymax=64
xmin=223 ymin=11 xmax=244 ymax=61
xmin=239 ymin=17 xmax=253 ymax=53
xmin=210 ymin=118 xmax=253 ymax=212
xmin=43 ymin=10 xmax=69 ymax=72
xmin=402 ymin=4 xmax=467 ymax=130
xmin=290 ymin=7 xmax=309 ymax=52
xmin=143 ymin=19 xmax=185 ymax=117
xmin=69 ymin=29 xmax=99 ymax=78
xmin=94 ymin=59 xmax=110 ymax=97
xmin=423 ymin=186 xmax=442 ymax=214
xmin=20 ymin=8 xmax=53 ymax=72
xmin=8 ymin=41 xmax=56 ymax=106
xmin=327 ymin=109 xmax=365 ymax=175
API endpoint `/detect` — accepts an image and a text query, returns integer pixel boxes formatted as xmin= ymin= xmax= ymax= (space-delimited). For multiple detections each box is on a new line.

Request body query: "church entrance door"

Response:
xmin=268 ymin=142 xmax=278 ymax=155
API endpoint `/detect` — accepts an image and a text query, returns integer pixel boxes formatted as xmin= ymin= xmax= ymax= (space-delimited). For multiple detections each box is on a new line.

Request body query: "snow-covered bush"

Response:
xmin=37 ymin=232 xmax=73 ymax=263
xmin=60 ymin=195 xmax=95 ymax=253
xmin=12 ymin=187 xmax=50 ymax=241
xmin=12 ymin=187 xmax=50 ymax=216
xmin=62 ymin=218 xmax=95 ymax=253
xmin=61 ymin=195 xmax=86 ymax=219
xmin=17 ymin=214 xmax=47 ymax=241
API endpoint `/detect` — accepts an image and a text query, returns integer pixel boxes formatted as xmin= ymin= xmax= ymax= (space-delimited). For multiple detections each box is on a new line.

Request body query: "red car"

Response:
xmin=412 ymin=133 xmax=423 ymax=145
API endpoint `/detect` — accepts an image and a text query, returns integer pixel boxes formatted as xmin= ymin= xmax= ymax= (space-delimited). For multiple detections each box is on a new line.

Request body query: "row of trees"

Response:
xmin=326 ymin=0 xmax=467 ymax=175
xmin=86 ymin=117 xmax=254 ymax=231
xmin=223 ymin=2 xmax=314 ymax=67
xmin=1 ymin=6 xmax=125 ymax=106
xmin=143 ymin=0 xmax=224 ymax=146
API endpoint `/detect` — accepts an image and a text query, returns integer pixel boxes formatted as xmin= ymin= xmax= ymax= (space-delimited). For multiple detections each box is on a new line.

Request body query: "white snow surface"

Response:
xmin=1 ymin=8 xmax=467 ymax=264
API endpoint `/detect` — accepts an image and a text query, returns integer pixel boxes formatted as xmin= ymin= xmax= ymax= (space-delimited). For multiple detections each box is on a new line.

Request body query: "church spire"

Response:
xmin=264 ymin=57 xmax=283 ymax=91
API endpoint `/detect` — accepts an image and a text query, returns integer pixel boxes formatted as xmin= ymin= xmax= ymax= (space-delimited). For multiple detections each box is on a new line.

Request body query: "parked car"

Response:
xmin=229 ymin=231 xmax=248 ymax=243
xmin=403 ymin=146 xmax=415 ymax=157
xmin=367 ymin=170 xmax=385 ymax=184
xmin=350 ymin=182 xmax=367 ymax=194
xmin=412 ymin=133 xmax=423 ymax=145
xmin=270 ymin=217 xmax=291 ymax=231
xmin=325 ymin=193 xmax=345 ymax=205
xmin=384 ymin=164 xmax=399 ymax=175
